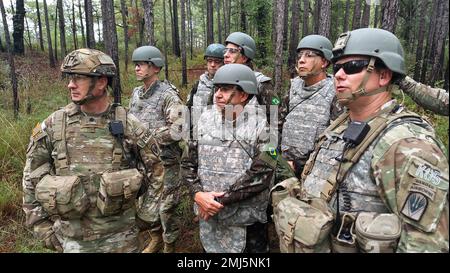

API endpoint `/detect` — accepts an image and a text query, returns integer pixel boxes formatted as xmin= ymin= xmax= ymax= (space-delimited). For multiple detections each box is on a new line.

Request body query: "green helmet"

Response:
xmin=132 ymin=46 xmax=165 ymax=68
xmin=61 ymin=48 xmax=116 ymax=77
xmin=213 ymin=64 xmax=257 ymax=95
xmin=332 ymin=28 xmax=405 ymax=76
xmin=225 ymin=32 xmax=256 ymax=60
xmin=297 ymin=35 xmax=333 ymax=61
xmin=205 ymin=43 xmax=225 ymax=59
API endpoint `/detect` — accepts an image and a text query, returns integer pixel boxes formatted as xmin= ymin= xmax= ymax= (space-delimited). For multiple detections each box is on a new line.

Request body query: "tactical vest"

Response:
xmin=48 ymin=103 xmax=136 ymax=240
xmin=197 ymin=105 xmax=269 ymax=252
xmin=281 ymin=76 xmax=335 ymax=160
xmin=129 ymin=80 xmax=179 ymax=130
xmin=301 ymin=102 xmax=425 ymax=214
xmin=192 ymin=73 xmax=214 ymax=107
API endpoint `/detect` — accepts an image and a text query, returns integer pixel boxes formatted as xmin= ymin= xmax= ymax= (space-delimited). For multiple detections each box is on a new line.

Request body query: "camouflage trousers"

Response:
xmin=55 ymin=227 xmax=139 ymax=253
xmin=137 ymin=165 xmax=180 ymax=244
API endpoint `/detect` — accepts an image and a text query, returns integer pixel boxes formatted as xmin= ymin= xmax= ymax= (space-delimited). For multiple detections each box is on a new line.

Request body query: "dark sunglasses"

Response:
xmin=333 ymin=60 xmax=370 ymax=75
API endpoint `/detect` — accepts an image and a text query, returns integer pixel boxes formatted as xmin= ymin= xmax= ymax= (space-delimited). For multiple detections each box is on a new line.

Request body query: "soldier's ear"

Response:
xmin=97 ymin=76 xmax=108 ymax=90
xmin=379 ymin=69 xmax=393 ymax=86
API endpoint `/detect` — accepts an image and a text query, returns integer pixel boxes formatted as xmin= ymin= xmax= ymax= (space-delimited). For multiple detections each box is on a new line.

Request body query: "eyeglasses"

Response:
xmin=66 ymin=74 xmax=91 ymax=83
xmin=215 ymin=84 xmax=237 ymax=92
xmin=333 ymin=60 xmax=370 ymax=75
xmin=206 ymin=58 xmax=223 ymax=64
xmin=223 ymin=48 xmax=241 ymax=54
xmin=297 ymin=50 xmax=321 ymax=59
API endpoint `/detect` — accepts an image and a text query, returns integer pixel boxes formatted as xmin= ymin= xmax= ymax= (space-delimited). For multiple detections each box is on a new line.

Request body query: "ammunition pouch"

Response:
xmin=273 ymin=196 xmax=334 ymax=253
xmin=355 ymin=212 xmax=401 ymax=253
xmin=331 ymin=213 xmax=358 ymax=253
xmin=97 ymin=169 xmax=143 ymax=216
xmin=35 ymin=175 xmax=89 ymax=220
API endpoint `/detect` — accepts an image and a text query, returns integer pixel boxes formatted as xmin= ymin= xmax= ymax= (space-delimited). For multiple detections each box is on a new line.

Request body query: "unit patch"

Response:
xmin=401 ymin=192 xmax=428 ymax=221
xmin=415 ymin=163 xmax=441 ymax=186
xmin=409 ymin=180 xmax=436 ymax=201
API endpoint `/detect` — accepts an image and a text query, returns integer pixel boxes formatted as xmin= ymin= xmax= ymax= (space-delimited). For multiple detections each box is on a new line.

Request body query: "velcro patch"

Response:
xmin=414 ymin=163 xmax=442 ymax=187
xmin=31 ymin=122 xmax=46 ymax=141
xmin=409 ymin=180 xmax=436 ymax=201
xmin=271 ymin=97 xmax=280 ymax=105
xmin=401 ymin=192 xmax=428 ymax=221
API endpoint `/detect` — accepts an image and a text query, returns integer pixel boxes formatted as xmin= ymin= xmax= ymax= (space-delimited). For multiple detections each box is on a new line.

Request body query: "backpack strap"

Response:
xmin=112 ymin=105 xmax=127 ymax=169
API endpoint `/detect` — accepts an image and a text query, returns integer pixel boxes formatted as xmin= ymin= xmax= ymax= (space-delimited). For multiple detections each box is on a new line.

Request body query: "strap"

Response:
xmin=54 ymin=110 xmax=69 ymax=174
xmin=320 ymin=110 xmax=423 ymax=202
xmin=112 ymin=105 xmax=127 ymax=169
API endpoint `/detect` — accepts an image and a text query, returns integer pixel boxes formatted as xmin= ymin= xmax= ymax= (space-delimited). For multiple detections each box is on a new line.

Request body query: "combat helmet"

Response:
xmin=132 ymin=46 xmax=165 ymax=68
xmin=213 ymin=64 xmax=257 ymax=95
xmin=205 ymin=43 xmax=225 ymax=59
xmin=297 ymin=35 xmax=333 ymax=61
xmin=225 ymin=32 xmax=256 ymax=60
xmin=61 ymin=48 xmax=116 ymax=77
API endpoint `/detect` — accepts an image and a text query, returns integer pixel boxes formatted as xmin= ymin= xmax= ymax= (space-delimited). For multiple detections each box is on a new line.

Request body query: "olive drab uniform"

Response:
xmin=129 ymin=79 xmax=184 ymax=245
xmin=272 ymin=100 xmax=449 ymax=253
xmin=280 ymin=76 xmax=341 ymax=174
xmin=192 ymin=103 xmax=275 ymax=253
xmin=22 ymin=103 xmax=161 ymax=253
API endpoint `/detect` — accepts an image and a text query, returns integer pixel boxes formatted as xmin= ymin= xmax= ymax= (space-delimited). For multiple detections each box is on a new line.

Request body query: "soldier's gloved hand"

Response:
xmin=44 ymin=232 xmax=63 ymax=253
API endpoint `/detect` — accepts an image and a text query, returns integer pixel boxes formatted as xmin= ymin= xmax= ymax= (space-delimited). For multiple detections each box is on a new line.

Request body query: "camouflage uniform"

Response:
xmin=399 ymin=76 xmax=449 ymax=116
xmin=301 ymin=100 xmax=449 ymax=252
xmin=185 ymin=103 xmax=276 ymax=253
xmin=129 ymin=80 xmax=184 ymax=245
xmin=22 ymin=103 xmax=161 ymax=253
xmin=280 ymin=76 xmax=341 ymax=175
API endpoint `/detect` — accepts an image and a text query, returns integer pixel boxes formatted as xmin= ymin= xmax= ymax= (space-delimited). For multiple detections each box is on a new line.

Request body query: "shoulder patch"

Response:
xmin=271 ymin=97 xmax=280 ymax=105
xmin=31 ymin=122 xmax=46 ymax=141
xmin=262 ymin=144 xmax=278 ymax=160
xmin=401 ymin=192 xmax=428 ymax=221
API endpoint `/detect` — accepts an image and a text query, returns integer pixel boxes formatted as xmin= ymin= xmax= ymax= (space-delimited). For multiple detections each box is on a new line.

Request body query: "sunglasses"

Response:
xmin=66 ymin=74 xmax=91 ymax=83
xmin=223 ymin=48 xmax=241 ymax=54
xmin=333 ymin=60 xmax=370 ymax=75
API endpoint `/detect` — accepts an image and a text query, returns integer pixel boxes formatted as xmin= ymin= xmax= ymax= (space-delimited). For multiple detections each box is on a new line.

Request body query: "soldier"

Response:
xmin=129 ymin=46 xmax=184 ymax=253
xmin=280 ymin=35 xmax=342 ymax=177
xmin=22 ymin=49 xmax=161 ymax=253
xmin=223 ymin=32 xmax=281 ymax=123
xmin=184 ymin=64 xmax=278 ymax=253
xmin=272 ymin=28 xmax=449 ymax=253
xmin=186 ymin=43 xmax=225 ymax=140
xmin=399 ymin=75 xmax=449 ymax=116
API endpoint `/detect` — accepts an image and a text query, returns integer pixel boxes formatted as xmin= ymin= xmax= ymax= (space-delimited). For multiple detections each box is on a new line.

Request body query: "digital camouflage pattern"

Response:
xmin=281 ymin=76 xmax=340 ymax=171
xmin=399 ymin=76 xmax=449 ymax=116
xmin=129 ymin=79 xmax=184 ymax=245
xmin=300 ymin=100 xmax=449 ymax=252
xmin=22 ymin=103 xmax=161 ymax=253
xmin=185 ymin=102 xmax=276 ymax=253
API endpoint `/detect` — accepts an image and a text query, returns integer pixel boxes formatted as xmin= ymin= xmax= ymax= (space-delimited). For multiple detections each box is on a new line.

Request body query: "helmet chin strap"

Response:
xmin=336 ymin=57 xmax=391 ymax=107
xmin=72 ymin=77 xmax=106 ymax=105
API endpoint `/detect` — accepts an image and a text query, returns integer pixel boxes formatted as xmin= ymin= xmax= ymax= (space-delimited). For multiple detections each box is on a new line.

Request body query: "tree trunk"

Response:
xmin=142 ymin=0 xmax=155 ymax=45
xmin=429 ymin=0 xmax=448 ymax=85
xmin=352 ymin=0 xmax=362 ymax=30
xmin=12 ymin=0 xmax=25 ymax=54
xmin=274 ymin=0 xmax=286 ymax=96
xmin=95 ymin=7 xmax=101 ymax=43
xmin=0 ymin=32 xmax=4 ymax=52
xmin=180 ymin=0 xmax=187 ymax=86
xmin=343 ymin=0 xmax=350 ymax=32
xmin=172 ymin=0 xmax=180 ymax=57
xmin=25 ymin=13 xmax=32 ymax=50
xmin=54 ymin=7 xmax=58 ymax=61
xmin=413 ymin=0 xmax=428 ymax=81
xmin=381 ymin=0 xmax=399 ymax=33
xmin=0 ymin=0 xmax=19 ymax=118
xmin=288 ymin=0 xmax=300 ymax=78
xmin=420 ymin=0 xmax=439 ymax=83
xmin=444 ymin=59 xmax=449 ymax=91
xmin=318 ymin=0 xmax=331 ymax=38
xmin=71 ymin=2 xmax=78 ymax=49
xmin=223 ymin=0 xmax=230 ymax=36
xmin=78 ymin=0 xmax=86 ymax=47
xmin=57 ymin=0 xmax=67 ymax=57
xmin=216 ymin=0 xmax=222 ymax=43
xmin=360 ymin=1 xmax=371 ymax=28
xmin=255 ymin=0 xmax=269 ymax=64
xmin=120 ymin=0 xmax=129 ymax=73
xmin=283 ymin=0 xmax=289 ymax=51
xmin=42 ymin=0 xmax=55 ymax=67
xmin=100 ymin=0 xmax=122 ymax=105
xmin=188 ymin=0 xmax=193 ymax=59
xmin=36 ymin=0 xmax=44 ymax=51
xmin=313 ymin=0 xmax=321 ymax=34
xmin=240 ymin=0 xmax=247 ymax=33
xmin=85 ymin=0 xmax=96 ymax=48
xmin=163 ymin=0 xmax=169 ymax=79
xmin=302 ymin=0 xmax=309 ymax=36
xmin=206 ymin=0 xmax=214 ymax=45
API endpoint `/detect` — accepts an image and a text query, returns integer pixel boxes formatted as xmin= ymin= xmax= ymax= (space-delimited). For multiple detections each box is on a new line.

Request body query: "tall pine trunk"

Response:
xmin=172 ymin=0 xmax=180 ymax=57
xmin=180 ymin=0 xmax=187 ymax=86
xmin=413 ymin=0 xmax=428 ymax=81
xmin=318 ymin=0 xmax=331 ymax=38
xmin=206 ymin=0 xmax=214 ymax=45
xmin=381 ymin=0 xmax=399 ymax=33
xmin=120 ymin=0 xmax=129 ymax=73
xmin=274 ymin=0 xmax=286 ymax=96
xmin=163 ymin=0 xmax=169 ymax=79
xmin=302 ymin=0 xmax=309 ymax=36
xmin=288 ymin=0 xmax=300 ymax=78
xmin=36 ymin=0 xmax=44 ymax=51
xmin=43 ymin=0 xmax=55 ymax=67
xmin=57 ymin=0 xmax=67 ymax=57
xmin=343 ymin=0 xmax=350 ymax=32
xmin=78 ymin=0 xmax=86 ymax=47
xmin=352 ymin=0 xmax=362 ymax=30
xmin=142 ymin=0 xmax=155 ymax=45
xmin=13 ymin=0 xmax=25 ymax=54
xmin=85 ymin=0 xmax=96 ymax=48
